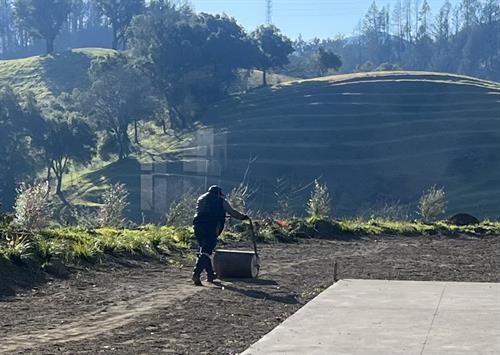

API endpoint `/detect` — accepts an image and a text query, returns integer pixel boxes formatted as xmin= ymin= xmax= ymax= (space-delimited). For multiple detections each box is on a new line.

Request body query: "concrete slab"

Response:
xmin=242 ymin=280 xmax=500 ymax=355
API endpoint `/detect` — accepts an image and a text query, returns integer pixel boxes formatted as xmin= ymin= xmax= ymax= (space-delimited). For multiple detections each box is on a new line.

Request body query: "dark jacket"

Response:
xmin=193 ymin=191 xmax=247 ymax=234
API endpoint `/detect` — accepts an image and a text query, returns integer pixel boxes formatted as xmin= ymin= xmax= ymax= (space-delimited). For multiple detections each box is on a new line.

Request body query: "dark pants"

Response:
xmin=193 ymin=222 xmax=218 ymax=277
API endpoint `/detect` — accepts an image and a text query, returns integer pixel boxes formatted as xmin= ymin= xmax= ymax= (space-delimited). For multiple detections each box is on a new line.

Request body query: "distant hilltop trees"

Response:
xmin=0 ymin=1 xmax=498 ymax=81
xmin=288 ymin=0 xmax=500 ymax=81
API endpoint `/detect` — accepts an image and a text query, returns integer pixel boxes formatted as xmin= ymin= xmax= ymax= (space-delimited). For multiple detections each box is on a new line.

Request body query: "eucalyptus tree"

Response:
xmin=13 ymin=0 xmax=72 ymax=54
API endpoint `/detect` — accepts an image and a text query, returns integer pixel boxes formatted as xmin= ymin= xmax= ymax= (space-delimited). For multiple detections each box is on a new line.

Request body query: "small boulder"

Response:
xmin=447 ymin=213 xmax=480 ymax=226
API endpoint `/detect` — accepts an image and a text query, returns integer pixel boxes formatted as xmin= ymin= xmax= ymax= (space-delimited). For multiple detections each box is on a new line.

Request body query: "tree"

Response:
xmin=0 ymin=86 xmax=37 ymax=210
xmin=199 ymin=13 xmax=260 ymax=97
xmin=128 ymin=2 xmax=201 ymax=128
xmin=43 ymin=119 xmax=96 ymax=203
xmin=128 ymin=2 xmax=259 ymax=127
xmin=459 ymin=0 xmax=480 ymax=29
xmin=363 ymin=1 xmax=382 ymax=36
xmin=480 ymin=0 xmax=500 ymax=25
xmin=95 ymin=0 xmax=144 ymax=49
xmin=315 ymin=47 xmax=342 ymax=76
xmin=251 ymin=25 xmax=294 ymax=86
xmin=0 ymin=0 xmax=14 ymax=56
xmin=402 ymin=0 xmax=413 ymax=43
xmin=417 ymin=0 xmax=432 ymax=40
xmin=77 ymin=54 xmax=155 ymax=160
xmin=23 ymin=92 xmax=96 ymax=202
xmin=13 ymin=0 xmax=72 ymax=54
xmin=434 ymin=1 xmax=452 ymax=43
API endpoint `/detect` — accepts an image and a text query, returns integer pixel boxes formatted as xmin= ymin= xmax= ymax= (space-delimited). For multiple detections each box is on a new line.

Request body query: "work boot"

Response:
xmin=207 ymin=273 xmax=216 ymax=283
xmin=192 ymin=273 xmax=202 ymax=286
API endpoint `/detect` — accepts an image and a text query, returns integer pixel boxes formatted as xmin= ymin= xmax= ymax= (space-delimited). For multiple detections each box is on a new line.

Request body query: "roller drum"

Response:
xmin=214 ymin=249 xmax=259 ymax=279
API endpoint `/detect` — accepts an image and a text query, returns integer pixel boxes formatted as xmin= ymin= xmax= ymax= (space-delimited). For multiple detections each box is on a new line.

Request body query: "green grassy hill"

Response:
xmin=0 ymin=48 xmax=116 ymax=103
xmin=0 ymin=49 xmax=189 ymax=219
xmin=3 ymin=51 xmax=499 ymax=220
xmin=203 ymin=71 xmax=500 ymax=218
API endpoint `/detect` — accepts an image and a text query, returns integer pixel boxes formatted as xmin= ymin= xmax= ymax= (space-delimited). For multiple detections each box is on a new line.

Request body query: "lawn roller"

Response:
xmin=213 ymin=219 xmax=260 ymax=279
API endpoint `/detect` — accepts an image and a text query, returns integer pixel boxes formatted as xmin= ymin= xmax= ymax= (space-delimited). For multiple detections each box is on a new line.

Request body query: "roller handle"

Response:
xmin=248 ymin=219 xmax=259 ymax=260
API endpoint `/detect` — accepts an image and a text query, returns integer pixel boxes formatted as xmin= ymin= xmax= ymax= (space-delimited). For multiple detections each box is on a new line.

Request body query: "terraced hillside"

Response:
xmin=203 ymin=71 xmax=500 ymax=217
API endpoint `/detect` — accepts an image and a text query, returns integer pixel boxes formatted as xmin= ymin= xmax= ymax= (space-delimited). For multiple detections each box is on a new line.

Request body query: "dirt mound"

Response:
xmin=448 ymin=213 xmax=480 ymax=226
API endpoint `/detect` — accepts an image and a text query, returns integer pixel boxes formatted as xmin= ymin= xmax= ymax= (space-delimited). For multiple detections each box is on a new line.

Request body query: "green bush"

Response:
xmin=98 ymin=183 xmax=129 ymax=228
xmin=13 ymin=182 xmax=52 ymax=231
xmin=0 ymin=233 xmax=32 ymax=262
xmin=418 ymin=186 xmax=447 ymax=222
xmin=166 ymin=191 xmax=198 ymax=227
xmin=307 ymin=179 xmax=331 ymax=219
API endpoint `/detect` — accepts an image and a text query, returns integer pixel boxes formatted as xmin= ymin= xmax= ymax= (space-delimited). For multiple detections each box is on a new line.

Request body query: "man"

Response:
xmin=192 ymin=185 xmax=249 ymax=286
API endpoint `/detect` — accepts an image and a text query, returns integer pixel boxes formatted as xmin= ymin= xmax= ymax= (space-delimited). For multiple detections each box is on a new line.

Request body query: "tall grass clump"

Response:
xmin=13 ymin=182 xmax=51 ymax=231
xmin=0 ymin=233 xmax=32 ymax=262
xmin=418 ymin=185 xmax=447 ymax=222
xmin=307 ymin=179 xmax=331 ymax=219
xmin=365 ymin=201 xmax=411 ymax=221
xmin=227 ymin=182 xmax=255 ymax=215
xmin=273 ymin=176 xmax=310 ymax=218
xmin=98 ymin=183 xmax=129 ymax=228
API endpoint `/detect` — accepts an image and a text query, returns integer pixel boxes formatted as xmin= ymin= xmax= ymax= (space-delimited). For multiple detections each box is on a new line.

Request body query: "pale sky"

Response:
xmin=190 ymin=0 xmax=461 ymax=39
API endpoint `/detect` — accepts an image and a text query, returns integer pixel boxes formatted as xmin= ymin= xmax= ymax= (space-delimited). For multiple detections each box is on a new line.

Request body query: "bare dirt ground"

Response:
xmin=1 ymin=234 xmax=499 ymax=354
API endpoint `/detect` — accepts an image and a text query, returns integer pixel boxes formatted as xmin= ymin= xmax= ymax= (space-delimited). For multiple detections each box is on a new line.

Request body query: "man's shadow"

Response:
xmin=213 ymin=279 xmax=300 ymax=305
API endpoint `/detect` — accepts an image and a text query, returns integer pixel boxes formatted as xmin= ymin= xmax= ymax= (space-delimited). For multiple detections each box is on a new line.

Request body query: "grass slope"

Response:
xmin=0 ymin=48 xmax=116 ymax=103
xmin=0 ymin=49 xmax=192 ymax=217
xmin=203 ymin=71 xmax=500 ymax=218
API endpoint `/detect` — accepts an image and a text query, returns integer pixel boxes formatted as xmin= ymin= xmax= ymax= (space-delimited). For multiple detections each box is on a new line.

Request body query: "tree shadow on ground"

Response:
xmin=40 ymin=51 xmax=94 ymax=96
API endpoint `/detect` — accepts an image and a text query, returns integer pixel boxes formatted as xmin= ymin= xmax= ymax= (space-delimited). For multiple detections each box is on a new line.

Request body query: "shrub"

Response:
xmin=306 ymin=179 xmax=331 ymax=219
xmin=273 ymin=176 xmax=305 ymax=218
xmin=0 ymin=233 xmax=32 ymax=262
xmin=227 ymin=183 xmax=254 ymax=214
xmin=166 ymin=190 xmax=198 ymax=227
xmin=72 ymin=206 xmax=100 ymax=229
xmin=418 ymin=185 xmax=447 ymax=222
xmin=365 ymin=201 xmax=411 ymax=221
xmin=98 ymin=183 xmax=129 ymax=228
xmin=13 ymin=182 xmax=51 ymax=231
xmin=376 ymin=62 xmax=401 ymax=71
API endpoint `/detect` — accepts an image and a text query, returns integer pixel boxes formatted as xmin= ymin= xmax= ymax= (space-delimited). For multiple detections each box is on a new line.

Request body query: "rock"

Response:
xmin=447 ymin=213 xmax=480 ymax=226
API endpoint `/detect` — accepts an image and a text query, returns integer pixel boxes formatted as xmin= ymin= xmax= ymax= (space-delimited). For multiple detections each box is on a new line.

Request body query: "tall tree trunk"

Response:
xmin=55 ymin=173 xmax=63 ymax=196
xmin=46 ymin=165 xmax=52 ymax=197
xmin=118 ymin=128 xmax=130 ymax=160
xmin=161 ymin=117 xmax=167 ymax=134
xmin=46 ymin=38 xmax=54 ymax=54
xmin=118 ymin=136 xmax=124 ymax=160
xmin=52 ymin=159 xmax=69 ymax=205
xmin=54 ymin=170 xmax=69 ymax=205
xmin=1 ymin=30 xmax=6 ymax=57
xmin=112 ymin=24 xmax=118 ymax=50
